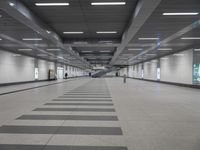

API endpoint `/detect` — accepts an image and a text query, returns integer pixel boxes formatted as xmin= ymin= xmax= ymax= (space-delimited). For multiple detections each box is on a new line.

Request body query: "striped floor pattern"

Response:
xmin=0 ymin=79 xmax=128 ymax=150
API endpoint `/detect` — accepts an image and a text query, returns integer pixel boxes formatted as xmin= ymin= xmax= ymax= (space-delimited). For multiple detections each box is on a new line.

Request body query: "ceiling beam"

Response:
xmin=110 ymin=0 xmax=163 ymax=65
xmin=0 ymin=0 xmax=91 ymax=68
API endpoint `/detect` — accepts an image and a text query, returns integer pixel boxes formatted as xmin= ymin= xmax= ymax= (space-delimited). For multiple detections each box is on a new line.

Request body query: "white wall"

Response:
xmin=0 ymin=50 xmax=35 ymax=83
xmin=143 ymin=60 xmax=158 ymax=80
xmin=38 ymin=60 xmax=55 ymax=80
xmin=160 ymin=49 xmax=193 ymax=84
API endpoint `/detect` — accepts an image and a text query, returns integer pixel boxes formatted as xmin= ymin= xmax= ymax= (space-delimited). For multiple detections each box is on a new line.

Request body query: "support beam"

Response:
xmin=110 ymin=0 xmax=163 ymax=65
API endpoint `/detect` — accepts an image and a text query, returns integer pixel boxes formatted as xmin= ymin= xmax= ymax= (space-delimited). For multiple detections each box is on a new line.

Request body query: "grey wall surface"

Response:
xmin=0 ymin=50 xmax=87 ymax=84
xmin=121 ymin=49 xmax=194 ymax=85
xmin=160 ymin=49 xmax=193 ymax=84
xmin=0 ymin=50 xmax=35 ymax=83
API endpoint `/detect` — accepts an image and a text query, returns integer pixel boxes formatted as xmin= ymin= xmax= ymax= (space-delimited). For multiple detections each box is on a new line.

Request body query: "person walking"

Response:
xmin=65 ymin=72 xmax=68 ymax=79
xmin=123 ymin=74 xmax=127 ymax=83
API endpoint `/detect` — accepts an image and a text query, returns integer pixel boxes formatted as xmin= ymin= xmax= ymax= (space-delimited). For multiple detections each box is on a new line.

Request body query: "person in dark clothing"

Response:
xmin=65 ymin=72 xmax=68 ymax=79
xmin=123 ymin=74 xmax=127 ymax=83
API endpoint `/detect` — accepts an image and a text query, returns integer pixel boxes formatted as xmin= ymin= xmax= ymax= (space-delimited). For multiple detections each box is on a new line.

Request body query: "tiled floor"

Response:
xmin=0 ymin=78 xmax=200 ymax=150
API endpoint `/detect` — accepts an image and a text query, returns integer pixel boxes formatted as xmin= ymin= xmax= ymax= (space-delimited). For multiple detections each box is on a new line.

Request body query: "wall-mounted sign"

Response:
xmin=193 ymin=64 xmax=200 ymax=84
xmin=157 ymin=68 xmax=161 ymax=80
xmin=34 ymin=68 xmax=39 ymax=79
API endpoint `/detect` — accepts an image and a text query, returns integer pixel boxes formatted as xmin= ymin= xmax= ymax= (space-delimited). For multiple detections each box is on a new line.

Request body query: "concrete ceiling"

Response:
xmin=0 ymin=0 xmax=200 ymax=68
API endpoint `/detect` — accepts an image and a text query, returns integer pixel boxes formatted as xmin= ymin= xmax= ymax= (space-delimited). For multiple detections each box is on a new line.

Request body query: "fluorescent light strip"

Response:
xmin=100 ymin=51 xmax=111 ymax=52
xmin=181 ymin=37 xmax=200 ymax=40
xmin=63 ymin=32 xmax=84 ymax=34
xmin=82 ymin=51 xmax=93 ymax=53
xmin=35 ymin=3 xmax=69 ymax=6
xmin=46 ymin=49 xmax=61 ymax=51
xmin=157 ymin=48 xmax=172 ymax=51
xmin=18 ymin=49 xmax=32 ymax=51
xmin=91 ymin=2 xmax=126 ymax=5
xmin=23 ymin=38 xmax=42 ymax=41
xmin=138 ymin=38 xmax=159 ymax=40
xmin=194 ymin=49 xmax=200 ymax=51
xmin=146 ymin=54 xmax=156 ymax=56
xmin=163 ymin=12 xmax=199 ymax=16
xmin=128 ymin=48 xmax=143 ymax=51
xmin=96 ymin=31 xmax=117 ymax=34
xmin=173 ymin=53 xmax=184 ymax=56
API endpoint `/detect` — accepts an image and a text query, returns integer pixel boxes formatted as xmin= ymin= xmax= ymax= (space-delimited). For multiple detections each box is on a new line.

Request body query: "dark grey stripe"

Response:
xmin=34 ymin=108 xmax=115 ymax=112
xmin=44 ymin=103 xmax=113 ymax=106
xmin=0 ymin=144 xmax=128 ymax=150
xmin=53 ymin=99 xmax=112 ymax=102
xmin=17 ymin=115 xmax=118 ymax=121
xmin=0 ymin=126 xmax=123 ymax=135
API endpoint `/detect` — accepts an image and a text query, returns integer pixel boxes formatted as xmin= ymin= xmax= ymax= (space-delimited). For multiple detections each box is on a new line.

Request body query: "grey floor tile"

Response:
xmin=17 ymin=115 xmax=118 ymax=121
xmin=33 ymin=108 xmax=116 ymax=112
xmin=0 ymin=126 xmax=123 ymax=135
xmin=44 ymin=103 xmax=114 ymax=106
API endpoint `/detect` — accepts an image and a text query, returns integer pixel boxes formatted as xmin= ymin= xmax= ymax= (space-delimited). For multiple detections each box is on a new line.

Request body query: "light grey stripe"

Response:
xmin=61 ymin=96 xmax=112 ymax=98
xmin=65 ymin=93 xmax=110 ymax=95
xmin=0 ymin=126 xmax=123 ymax=135
xmin=0 ymin=144 xmax=128 ymax=150
xmin=44 ymin=103 xmax=113 ymax=106
xmin=17 ymin=115 xmax=118 ymax=121
xmin=53 ymin=99 xmax=112 ymax=102
xmin=33 ymin=108 xmax=115 ymax=112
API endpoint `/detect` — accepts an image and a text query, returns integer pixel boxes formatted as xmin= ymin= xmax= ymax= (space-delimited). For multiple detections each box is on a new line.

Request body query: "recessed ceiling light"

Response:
xmin=63 ymin=32 xmax=84 ymax=34
xmin=18 ymin=49 xmax=32 ymax=51
xmin=22 ymin=38 xmax=42 ymax=41
xmin=157 ymin=48 xmax=173 ymax=51
xmin=9 ymin=2 xmax=15 ymax=6
xmin=146 ymin=54 xmax=156 ymax=56
xmin=100 ymin=51 xmax=111 ymax=53
xmin=128 ymin=48 xmax=143 ymax=51
xmin=46 ymin=30 xmax=51 ymax=34
xmin=96 ymin=31 xmax=117 ymax=34
xmin=173 ymin=53 xmax=184 ymax=56
xmin=181 ymin=37 xmax=200 ymax=40
xmin=0 ymin=38 xmax=2 ymax=40
xmin=46 ymin=49 xmax=61 ymax=51
xmin=161 ymin=57 xmax=168 ymax=60
xmin=163 ymin=12 xmax=199 ymax=16
xmin=13 ymin=54 xmax=21 ymax=57
xmin=194 ymin=49 xmax=200 ymax=51
xmin=35 ymin=3 xmax=69 ymax=6
xmin=82 ymin=51 xmax=93 ymax=53
xmin=138 ymin=38 xmax=159 ymax=40
xmin=91 ymin=2 xmax=126 ymax=6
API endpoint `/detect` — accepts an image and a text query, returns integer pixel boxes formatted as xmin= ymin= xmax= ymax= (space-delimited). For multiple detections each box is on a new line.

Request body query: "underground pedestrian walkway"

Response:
xmin=0 ymin=78 xmax=200 ymax=150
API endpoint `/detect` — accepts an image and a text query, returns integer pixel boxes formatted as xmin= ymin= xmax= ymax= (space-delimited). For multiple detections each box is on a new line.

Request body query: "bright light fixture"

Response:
xmin=163 ymin=12 xmax=199 ymax=16
xmin=22 ymin=38 xmax=42 ymax=41
xmin=0 ymin=38 xmax=2 ymax=40
xmin=96 ymin=31 xmax=117 ymax=34
xmin=161 ymin=57 xmax=168 ymax=60
xmin=35 ymin=3 xmax=69 ymax=6
xmin=82 ymin=51 xmax=93 ymax=53
xmin=181 ymin=37 xmax=200 ymax=40
xmin=91 ymin=2 xmax=126 ymax=5
xmin=128 ymin=48 xmax=143 ymax=51
xmin=157 ymin=48 xmax=173 ymax=51
xmin=9 ymin=2 xmax=15 ymax=6
xmin=146 ymin=54 xmax=156 ymax=56
xmin=18 ymin=49 xmax=32 ymax=51
xmin=173 ymin=53 xmax=184 ymax=56
xmin=57 ymin=56 xmax=64 ymax=59
xmin=63 ymin=32 xmax=84 ymax=34
xmin=138 ymin=38 xmax=159 ymax=40
xmin=46 ymin=49 xmax=61 ymax=51
xmin=13 ymin=54 xmax=21 ymax=57
xmin=194 ymin=49 xmax=200 ymax=51
xmin=100 ymin=51 xmax=111 ymax=52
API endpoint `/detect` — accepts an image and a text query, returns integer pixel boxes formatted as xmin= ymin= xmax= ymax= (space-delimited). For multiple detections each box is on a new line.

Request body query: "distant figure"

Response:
xmin=116 ymin=72 xmax=119 ymax=77
xmin=65 ymin=72 xmax=68 ymax=79
xmin=123 ymin=74 xmax=127 ymax=83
